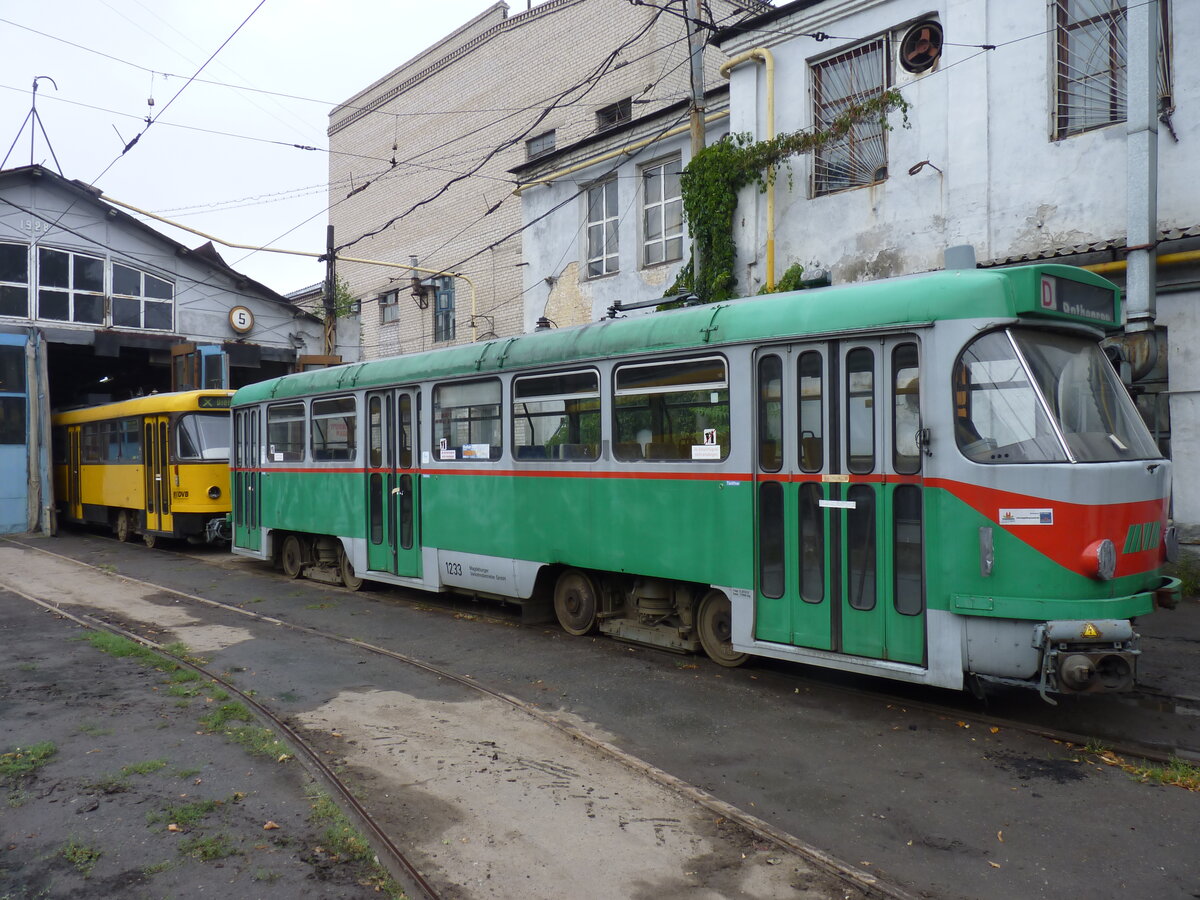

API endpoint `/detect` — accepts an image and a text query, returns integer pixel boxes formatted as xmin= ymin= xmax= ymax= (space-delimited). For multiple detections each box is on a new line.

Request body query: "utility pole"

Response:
xmin=685 ymin=0 xmax=705 ymax=292
xmin=323 ymin=225 xmax=336 ymax=356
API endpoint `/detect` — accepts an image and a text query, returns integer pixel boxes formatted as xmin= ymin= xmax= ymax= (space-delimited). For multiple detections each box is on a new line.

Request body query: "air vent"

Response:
xmin=898 ymin=20 xmax=943 ymax=74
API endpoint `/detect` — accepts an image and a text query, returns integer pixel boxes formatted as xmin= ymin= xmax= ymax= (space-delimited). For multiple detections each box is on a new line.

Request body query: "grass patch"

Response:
xmin=198 ymin=702 xmax=292 ymax=761
xmin=61 ymin=838 xmax=101 ymax=876
xmin=175 ymin=767 xmax=202 ymax=779
xmin=306 ymin=786 xmax=374 ymax=864
xmin=1087 ymin=745 xmax=1200 ymax=790
xmin=178 ymin=832 xmax=237 ymax=862
xmin=18 ymin=662 xmax=37 ymax=671
xmin=0 ymin=741 xmax=56 ymax=782
xmin=7 ymin=788 xmax=27 ymax=808
xmin=78 ymin=723 xmax=112 ymax=737
xmin=121 ymin=758 xmax=168 ymax=776
xmin=252 ymin=868 xmax=280 ymax=883
xmin=147 ymin=797 xmax=221 ymax=829
xmin=141 ymin=859 xmax=173 ymax=876
xmin=170 ymin=668 xmax=201 ymax=684
xmin=199 ymin=702 xmax=254 ymax=731
xmin=304 ymin=602 xmax=336 ymax=610
xmin=86 ymin=632 xmax=174 ymax=671
xmin=168 ymin=683 xmax=202 ymax=699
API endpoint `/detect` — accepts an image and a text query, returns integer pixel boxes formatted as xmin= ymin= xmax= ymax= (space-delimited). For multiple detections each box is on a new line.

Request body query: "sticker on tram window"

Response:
xmin=999 ymin=508 xmax=1053 ymax=526
xmin=462 ymin=443 xmax=490 ymax=459
xmin=692 ymin=445 xmax=721 ymax=460
xmin=440 ymin=449 xmax=457 ymax=460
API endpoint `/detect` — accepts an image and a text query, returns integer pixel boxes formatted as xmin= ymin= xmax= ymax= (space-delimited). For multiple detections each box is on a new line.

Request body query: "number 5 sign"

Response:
xmin=228 ymin=305 xmax=255 ymax=334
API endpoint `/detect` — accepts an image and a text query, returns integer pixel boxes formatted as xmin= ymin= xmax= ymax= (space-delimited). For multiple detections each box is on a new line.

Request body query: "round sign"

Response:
xmin=228 ymin=305 xmax=255 ymax=334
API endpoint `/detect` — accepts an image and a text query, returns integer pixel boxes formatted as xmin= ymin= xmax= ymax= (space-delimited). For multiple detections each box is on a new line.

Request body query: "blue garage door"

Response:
xmin=0 ymin=335 xmax=28 ymax=534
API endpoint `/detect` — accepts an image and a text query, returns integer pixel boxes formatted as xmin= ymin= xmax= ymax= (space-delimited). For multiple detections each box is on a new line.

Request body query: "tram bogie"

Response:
xmin=229 ymin=265 xmax=1179 ymax=701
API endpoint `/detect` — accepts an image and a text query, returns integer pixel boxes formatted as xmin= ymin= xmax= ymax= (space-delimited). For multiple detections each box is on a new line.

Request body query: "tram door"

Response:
xmin=365 ymin=389 xmax=421 ymax=577
xmin=67 ymin=426 xmax=83 ymax=520
xmin=233 ymin=408 xmax=261 ymax=552
xmin=754 ymin=338 xmax=926 ymax=665
xmin=143 ymin=416 xmax=173 ymax=535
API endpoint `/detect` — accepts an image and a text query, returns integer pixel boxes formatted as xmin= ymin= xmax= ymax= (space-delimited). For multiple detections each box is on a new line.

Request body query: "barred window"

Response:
xmin=1053 ymin=0 xmax=1172 ymax=139
xmin=812 ymin=39 xmax=888 ymax=196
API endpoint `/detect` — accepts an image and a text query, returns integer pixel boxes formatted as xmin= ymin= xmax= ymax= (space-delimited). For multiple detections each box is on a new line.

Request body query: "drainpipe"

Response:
xmin=719 ymin=48 xmax=775 ymax=290
xmin=1125 ymin=0 xmax=1158 ymax=333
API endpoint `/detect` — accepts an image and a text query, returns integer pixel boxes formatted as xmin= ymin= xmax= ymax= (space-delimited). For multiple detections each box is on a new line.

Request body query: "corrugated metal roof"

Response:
xmin=981 ymin=225 xmax=1200 ymax=267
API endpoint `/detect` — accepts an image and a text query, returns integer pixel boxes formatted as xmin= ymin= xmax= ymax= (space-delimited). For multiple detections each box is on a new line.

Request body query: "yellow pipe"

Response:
xmin=100 ymin=193 xmax=478 ymax=341
xmin=720 ymin=47 xmax=775 ymax=290
xmin=512 ymin=110 xmax=730 ymax=195
xmin=1083 ymin=248 xmax=1200 ymax=275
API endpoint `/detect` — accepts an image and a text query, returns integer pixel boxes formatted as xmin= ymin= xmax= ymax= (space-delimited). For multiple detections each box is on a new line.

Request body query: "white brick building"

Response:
xmin=327 ymin=0 xmax=768 ymax=360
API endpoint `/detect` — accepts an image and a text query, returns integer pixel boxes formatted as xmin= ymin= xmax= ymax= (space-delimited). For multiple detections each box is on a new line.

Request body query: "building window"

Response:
xmin=596 ymin=98 xmax=632 ymax=131
xmin=526 ymin=130 xmax=556 ymax=160
xmin=0 ymin=243 xmax=28 ymax=319
xmin=38 ymin=247 xmax=105 ymax=324
xmin=432 ymin=277 xmax=455 ymax=343
xmin=112 ymin=262 xmax=174 ymax=330
xmin=642 ymin=157 xmax=683 ymax=267
xmin=1053 ymin=0 xmax=1172 ymax=139
xmin=586 ymin=179 xmax=619 ymax=278
xmin=812 ymin=38 xmax=888 ymax=196
xmin=379 ymin=289 xmax=399 ymax=324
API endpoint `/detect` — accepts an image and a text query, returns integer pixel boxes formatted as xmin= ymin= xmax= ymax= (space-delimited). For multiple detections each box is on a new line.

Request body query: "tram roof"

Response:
xmin=232 ymin=264 xmax=1116 ymax=405
xmin=53 ymin=390 xmax=235 ymax=425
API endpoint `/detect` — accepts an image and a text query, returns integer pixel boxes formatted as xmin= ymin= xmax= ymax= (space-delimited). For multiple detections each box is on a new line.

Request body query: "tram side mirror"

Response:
xmin=918 ymin=427 xmax=932 ymax=456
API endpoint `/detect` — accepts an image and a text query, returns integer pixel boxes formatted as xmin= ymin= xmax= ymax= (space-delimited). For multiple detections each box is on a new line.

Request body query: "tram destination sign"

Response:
xmin=1038 ymin=275 xmax=1117 ymax=324
xmin=198 ymin=395 xmax=232 ymax=409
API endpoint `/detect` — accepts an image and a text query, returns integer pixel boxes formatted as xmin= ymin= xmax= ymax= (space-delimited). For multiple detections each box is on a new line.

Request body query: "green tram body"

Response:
xmin=230 ymin=265 xmax=1179 ymax=698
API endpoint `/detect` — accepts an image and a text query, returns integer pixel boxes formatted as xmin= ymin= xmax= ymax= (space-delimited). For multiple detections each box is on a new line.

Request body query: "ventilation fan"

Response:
xmin=899 ymin=20 xmax=943 ymax=74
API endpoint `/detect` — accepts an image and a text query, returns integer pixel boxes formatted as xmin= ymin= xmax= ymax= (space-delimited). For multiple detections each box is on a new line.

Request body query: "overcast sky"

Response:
xmin=1 ymin=0 xmax=519 ymax=295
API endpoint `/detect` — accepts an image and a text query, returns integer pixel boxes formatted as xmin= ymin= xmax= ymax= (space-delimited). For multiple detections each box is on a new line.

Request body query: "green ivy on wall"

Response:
xmin=665 ymin=89 xmax=910 ymax=305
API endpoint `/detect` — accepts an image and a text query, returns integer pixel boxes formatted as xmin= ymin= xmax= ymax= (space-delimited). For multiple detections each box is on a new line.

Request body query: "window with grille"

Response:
xmin=379 ymin=289 xmax=399 ymax=324
xmin=1053 ymin=0 xmax=1172 ymax=139
xmin=642 ymin=157 xmax=683 ymax=267
xmin=811 ymin=39 xmax=888 ymax=196
xmin=432 ymin=277 xmax=455 ymax=342
xmin=586 ymin=179 xmax=619 ymax=277
xmin=596 ymin=98 xmax=631 ymax=131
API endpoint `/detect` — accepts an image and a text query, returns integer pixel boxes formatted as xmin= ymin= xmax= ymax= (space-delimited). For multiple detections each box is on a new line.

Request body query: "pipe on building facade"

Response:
xmin=719 ymin=47 xmax=775 ymax=290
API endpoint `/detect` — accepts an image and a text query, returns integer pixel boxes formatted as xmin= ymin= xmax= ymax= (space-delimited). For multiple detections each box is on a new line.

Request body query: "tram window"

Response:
xmin=846 ymin=484 xmax=876 ymax=611
xmin=846 ymin=348 xmax=875 ymax=474
xmin=759 ymin=481 xmax=785 ymax=599
xmin=799 ymin=483 xmax=824 ymax=603
xmin=758 ymin=355 xmax=783 ymax=472
xmin=513 ymin=370 xmax=599 ymax=462
xmin=176 ymin=413 xmax=230 ymax=461
xmin=267 ymin=403 xmax=306 ymax=462
xmin=798 ymin=352 xmax=823 ymax=472
xmin=312 ymin=396 xmax=358 ymax=462
xmin=119 ymin=418 xmax=141 ymax=462
xmin=953 ymin=331 xmax=1067 ymax=463
xmin=892 ymin=343 xmax=921 ymax=475
xmin=432 ymin=378 xmax=502 ymax=461
xmin=368 ymin=396 xmax=384 ymax=469
xmin=81 ymin=423 xmax=101 ymax=462
xmin=614 ymin=357 xmax=729 ymax=461
xmin=398 ymin=394 xmax=413 ymax=469
xmin=893 ymin=485 xmax=923 ymax=615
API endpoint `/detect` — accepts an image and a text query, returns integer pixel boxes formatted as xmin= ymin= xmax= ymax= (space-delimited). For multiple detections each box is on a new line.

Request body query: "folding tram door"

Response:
xmin=365 ymin=388 xmax=421 ymax=577
xmin=143 ymin=415 xmax=173 ymax=537
xmin=232 ymin=407 xmax=261 ymax=552
xmin=753 ymin=336 xmax=926 ymax=665
xmin=66 ymin=426 xmax=83 ymax=521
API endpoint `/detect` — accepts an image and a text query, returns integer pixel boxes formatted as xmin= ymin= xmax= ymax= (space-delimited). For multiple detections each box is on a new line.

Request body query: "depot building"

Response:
xmin=0 ymin=165 xmax=350 ymax=535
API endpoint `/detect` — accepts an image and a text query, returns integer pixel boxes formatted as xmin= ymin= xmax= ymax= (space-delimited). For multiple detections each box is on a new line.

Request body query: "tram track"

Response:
xmin=3 ymin=535 xmax=917 ymax=900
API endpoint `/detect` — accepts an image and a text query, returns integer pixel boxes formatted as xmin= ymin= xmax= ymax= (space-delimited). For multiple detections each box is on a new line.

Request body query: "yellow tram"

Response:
xmin=52 ymin=390 xmax=234 ymax=546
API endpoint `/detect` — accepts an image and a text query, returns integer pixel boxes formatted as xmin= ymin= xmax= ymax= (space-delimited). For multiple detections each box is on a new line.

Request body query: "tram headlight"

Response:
xmin=1081 ymin=539 xmax=1116 ymax=581
xmin=208 ymin=485 xmax=222 ymax=500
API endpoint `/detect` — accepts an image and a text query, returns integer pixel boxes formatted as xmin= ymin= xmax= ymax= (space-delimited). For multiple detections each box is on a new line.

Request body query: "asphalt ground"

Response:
xmin=3 ymin=529 xmax=1200 ymax=899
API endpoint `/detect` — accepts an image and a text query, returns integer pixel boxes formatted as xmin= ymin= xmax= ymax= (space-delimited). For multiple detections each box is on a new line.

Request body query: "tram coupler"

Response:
xmin=1033 ymin=619 xmax=1140 ymax=702
xmin=205 ymin=515 xmax=232 ymax=544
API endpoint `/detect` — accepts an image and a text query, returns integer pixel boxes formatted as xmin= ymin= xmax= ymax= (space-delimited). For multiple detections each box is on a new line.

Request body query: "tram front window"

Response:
xmin=954 ymin=329 xmax=1160 ymax=463
xmin=177 ymin=413 xmax=232 ymax=461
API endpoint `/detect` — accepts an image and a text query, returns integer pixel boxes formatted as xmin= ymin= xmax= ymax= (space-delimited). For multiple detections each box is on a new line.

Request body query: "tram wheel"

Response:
xmin=142 ymin=531 xmax=159 ymax=550
xmin=280 ymin=535 xmax=304 ymax=579
xmin=697 ymin=589 xmax=747 ymax=667
xmin=338 ymin=546 xmax=364 ymax=591
xmin=114 ymin=511 xmax=134 ymax=543
xmin=553 ymin=568 xmax=597 ymax=636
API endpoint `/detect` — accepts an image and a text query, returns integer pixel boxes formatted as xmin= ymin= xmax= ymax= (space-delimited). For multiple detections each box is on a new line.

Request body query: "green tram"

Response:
xmin=230 ymin=264 xmax=1179 ymax=699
